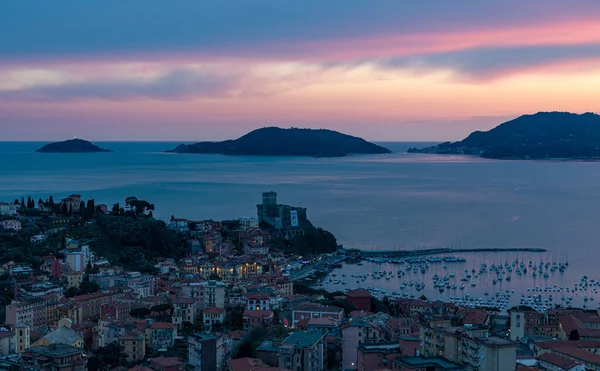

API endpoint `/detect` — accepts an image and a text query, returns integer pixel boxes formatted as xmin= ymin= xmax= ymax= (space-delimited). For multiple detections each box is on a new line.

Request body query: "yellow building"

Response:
xmin=203 ymin=238 xmax=214 ymax=253
xmin=56 ymin=306 xmax=83 ymax=327
xmin=420 ymin=322 xmax=516 ymax=371
xmin=14 ymin=323 xmax=30 ymax=353
xmin=45 ymin=299 xmax=60 ymax=329
xmin=420 ymin=322 xmax=489 ymax=363
xmin=236 ymin=262 xmax=263 ymax=278
xmin=120 ymin=332 xmax=145 ymax=363
xmin=65 ymin=272 xmax=84 ymax=289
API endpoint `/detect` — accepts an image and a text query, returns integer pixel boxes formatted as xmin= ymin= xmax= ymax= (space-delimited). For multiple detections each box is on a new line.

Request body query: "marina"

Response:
xmin=310 ymin=251 xmax=595 ymax=313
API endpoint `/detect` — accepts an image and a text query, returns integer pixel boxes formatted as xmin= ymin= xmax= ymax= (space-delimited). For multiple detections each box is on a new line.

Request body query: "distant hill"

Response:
xmin=166 ymin=127 xmax=392 ymax=157
xmin=36 ymin=139 xmax=112 ymax=153
xmin=408 ymin=112 xmax=600 ymax=159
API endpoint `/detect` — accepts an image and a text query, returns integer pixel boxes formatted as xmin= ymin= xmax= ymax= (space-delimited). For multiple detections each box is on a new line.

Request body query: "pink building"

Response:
xmin=398 ymin=336 xmax=421 ymax=357
xmin=100 ymin=303 xmax=131 ymax=320
xmin=6 ymin=297 xmax=56 ymax=330
xmin=243 ymin=310 xmax=274 ymax=330
xmin=292 ymin=303 xmax=344 ymax=327
xmin=342 ymin=321 xmax=386 ymax=370
xmin=384 ymin=316 xmax=420 ymax=341
xmin=346 ymin=289 xmax=372 ymax=312
xmin=51 ymin=258 xmax=64 ymax=279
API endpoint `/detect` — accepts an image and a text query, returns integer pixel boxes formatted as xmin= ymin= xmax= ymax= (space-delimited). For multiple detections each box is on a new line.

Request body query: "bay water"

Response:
xmin=2 ymin=141 xmax=600 ymax=308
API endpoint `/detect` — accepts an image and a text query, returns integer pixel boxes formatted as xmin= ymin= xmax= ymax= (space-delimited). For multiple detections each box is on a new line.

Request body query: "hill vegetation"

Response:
xmin=408 ymin=112 xmax=600 ymax=159
xmin=167 ymin=127 xmax=391 ymax=157
xmin=36 ymin=138 xmax=112 ymax=153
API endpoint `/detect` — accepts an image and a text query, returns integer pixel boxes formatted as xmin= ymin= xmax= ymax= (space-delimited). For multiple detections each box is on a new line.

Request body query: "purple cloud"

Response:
xmin=0 ymin=68 xmax=240 ymax=101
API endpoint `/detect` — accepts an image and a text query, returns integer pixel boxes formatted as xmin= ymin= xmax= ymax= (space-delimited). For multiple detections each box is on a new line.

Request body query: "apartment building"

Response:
xmin=182 ymin=281 xmax=226 ymax=309
xmin=279 ymin=331 xmax=326 ymax=371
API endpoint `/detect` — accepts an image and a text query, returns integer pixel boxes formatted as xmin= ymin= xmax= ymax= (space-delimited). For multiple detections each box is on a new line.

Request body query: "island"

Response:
xmin=408 ymin=112 xmax=600 ymax=160
xmin=166 ymin=127 xmax=392 ymax=157
xmin=36 ymin=139 xmax=112 ymax=153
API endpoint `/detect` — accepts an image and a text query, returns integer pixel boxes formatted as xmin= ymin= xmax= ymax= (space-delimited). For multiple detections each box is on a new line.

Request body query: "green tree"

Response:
xmin=130 ymin=307 xmax=152 ymax=319
xmin=225 ymin=305 xmax=245 ymax=331
xmin=372 ymin=297 xmax=390 ymax=314
xmin=88 ymin=342 xmax=127 ymax=371
xmin=65 ymin=287 xmax=78 ymax=297
xmin=234 ymin=328 xmax=272 ymax=359
xmin=274 ymin=227 xmax=338 ymax=256
xmin=84 ymin=199 xmax=95 ymax=220
xmin=151 ymin=304 xmax=172 ymax=321
xmin=208 ymin=272 xmax=222 ymax=281
xmin=125 ymin=197 xmax=155 ymax=215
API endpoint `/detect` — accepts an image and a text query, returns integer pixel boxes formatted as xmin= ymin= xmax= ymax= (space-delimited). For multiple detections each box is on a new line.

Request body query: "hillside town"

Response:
xmin=0 ymin=193 xmax=599 ymax=371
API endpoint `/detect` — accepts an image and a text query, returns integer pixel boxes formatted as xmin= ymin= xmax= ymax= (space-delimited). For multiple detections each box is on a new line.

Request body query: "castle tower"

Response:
xmin=262 ymin=192 xmax=277 ymax=206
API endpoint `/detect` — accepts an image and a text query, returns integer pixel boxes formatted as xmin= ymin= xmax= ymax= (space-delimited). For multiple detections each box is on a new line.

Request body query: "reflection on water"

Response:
xmin=316 ymin=252 xmax=596 ymax=312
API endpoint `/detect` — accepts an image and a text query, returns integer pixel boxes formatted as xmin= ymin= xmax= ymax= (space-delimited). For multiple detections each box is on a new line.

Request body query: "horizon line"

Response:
xmin=0 ymin=140 xmax=443 ymax=143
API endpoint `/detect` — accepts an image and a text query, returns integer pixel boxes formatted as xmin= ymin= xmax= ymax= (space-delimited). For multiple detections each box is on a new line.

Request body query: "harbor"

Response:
xmin=307 ymin=249 xmax=596 ymax=313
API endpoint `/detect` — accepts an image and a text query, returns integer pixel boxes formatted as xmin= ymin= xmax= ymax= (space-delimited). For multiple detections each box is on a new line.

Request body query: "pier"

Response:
xmin=357 ymin=247 xmax=547 ymax=258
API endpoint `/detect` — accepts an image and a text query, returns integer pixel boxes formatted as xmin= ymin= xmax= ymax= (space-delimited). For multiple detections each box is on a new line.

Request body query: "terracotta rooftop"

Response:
xmin=247 ymin=293 xmax=271 ymax=300
xmin=128 ymin=366 xmax=153 ymax=371
xmin=346 ymin=289 xmax=372 ymax=298
xmin=553 ymin=346 xmax=600 ymax=365
xmin=150 ymin=357 xmax=183 ymax=367
xmin=150 ymin=322 xmax=176 ymax=330
xmin=537 ymin=352 xmax=580 ymax=370
xmin=535 ymin=340 xmax=600 ymax=350
xmin=173 ymin=297 xmax=195 ymax=304
xmin=229 ymin=358 xmax=264 ymax=371
xmin=228 ymin=357 xmax=291 ymax=371
xmin=307 ymin=317 xmax=339 ymax=327
xmin=204 ymin=307 xmax=226 ymax=314
xmin=464 ymin=309 xmax=489 ymax=326
xmin=293 ymin=302 xmax=344 ymax=313
xmin=243 ymin=310 xmax=274 ymax=318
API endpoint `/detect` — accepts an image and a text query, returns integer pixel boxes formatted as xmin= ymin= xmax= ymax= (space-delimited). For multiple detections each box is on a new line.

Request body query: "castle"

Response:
xmin=257 ymin=192 xmax=307 ymax=238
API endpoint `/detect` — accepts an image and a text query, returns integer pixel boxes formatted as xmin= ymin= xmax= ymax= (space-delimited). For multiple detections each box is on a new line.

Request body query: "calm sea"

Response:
xmin=3 ymin=141 xmax=600 ymax=307
xmin=3 ymin=141 xmax=600 ymax=252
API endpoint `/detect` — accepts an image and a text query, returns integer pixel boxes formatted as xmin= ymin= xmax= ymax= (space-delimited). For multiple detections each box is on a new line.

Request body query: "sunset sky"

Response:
xmin=2 ymin=1 xmax=600 ymax=141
